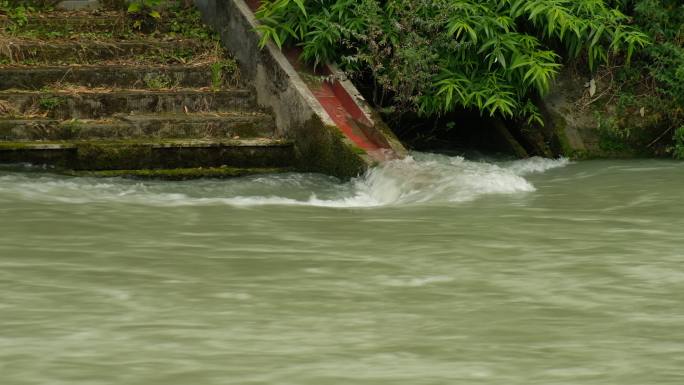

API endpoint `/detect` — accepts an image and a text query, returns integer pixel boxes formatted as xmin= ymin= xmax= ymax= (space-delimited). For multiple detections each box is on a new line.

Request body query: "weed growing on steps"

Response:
xmin=210 ymin=59 xmax=239 ymax=90
xmin=143 ymin=73 xmax=175 ymax=89
xmin=127 ymin=0 xmax=162 ymax=32
xmin=0 ymin=1 xmax=29 ymax=33
xmin=38 ymin=96 xmax=62 ymax=111
xmin=1 ymin=0 xmax=70 ymax=35
xmin=167 ymin=4 xmax=214 ymax=40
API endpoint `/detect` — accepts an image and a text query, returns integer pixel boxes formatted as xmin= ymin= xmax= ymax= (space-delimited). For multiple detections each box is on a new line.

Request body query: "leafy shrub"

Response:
xmin=255 ymin=0 xmax=648 ymax=121
xmin=629 ymin=0 xmax=684 ymax=101
xmin=127 ymin=0 xmax=162 ymax=32
xmin=605 ymin=0 xmax=684 ymax=156
xmin=0 ymin=0 xmax=30 ymax=31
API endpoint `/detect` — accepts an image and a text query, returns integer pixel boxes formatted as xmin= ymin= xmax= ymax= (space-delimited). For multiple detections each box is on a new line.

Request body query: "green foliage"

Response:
xmin=210 ymin=59 xmax=238 ymax=90
xmin=0 ymin=0 xmax=30 ymax=33
xmin=1 ymin=0 xmax=59 ymax=10
xmin=167 ymin=5 xmax=214 ymax=40
xmin=127 ymin=0 xmax=162 ymax=31
xmin=255 ymin=0 xmax=648 ymax=120
xmin=60 ymin=119 xmax=83 ymax=138
xmin=38 ymin=96 xmax=62 ymax=111
xmin=627 ymin=0 xmax=684 ymax=104
xmin=607 ymin=0 xmax=684 ymax=156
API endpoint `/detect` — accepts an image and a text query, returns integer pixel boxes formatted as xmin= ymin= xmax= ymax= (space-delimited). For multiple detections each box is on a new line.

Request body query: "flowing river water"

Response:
xmin=1 ymin=153 xmax=683 ymax=384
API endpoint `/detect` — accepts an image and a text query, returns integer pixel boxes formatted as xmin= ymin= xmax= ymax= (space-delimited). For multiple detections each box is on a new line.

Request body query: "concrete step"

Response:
xmin=0 ymin=10 xmax=206 ymax=36
xmin=0 ymin=112 xmax=275 ymax=140
xmin=0 ymin=65 xmax=237 ymax=90
xmin=68 ymin=166 xmax=292 ymax=180
xmin=0 ymin=138 xmax=295 ymax=170
xmin=0 ymin=12 xmax=125 ymax=35
xmin=0 ymin=38 xmax=205 ymax=65
xmin=0 ymin=89 xmax=256 ymax=119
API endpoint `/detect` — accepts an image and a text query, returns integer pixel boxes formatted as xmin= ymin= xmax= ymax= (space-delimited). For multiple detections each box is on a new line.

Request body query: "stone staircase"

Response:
xmin=0 ymin=6 xmax=295 ymax=179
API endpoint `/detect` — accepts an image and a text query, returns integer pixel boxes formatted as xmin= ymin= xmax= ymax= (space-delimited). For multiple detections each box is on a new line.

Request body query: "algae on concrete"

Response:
xmin=69 ymin=166 xmax=290 ymax=180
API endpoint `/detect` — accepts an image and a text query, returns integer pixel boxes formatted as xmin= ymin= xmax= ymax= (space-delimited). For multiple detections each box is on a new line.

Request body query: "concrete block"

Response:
xmin=57 ymin=0 xmax=100 ymax=10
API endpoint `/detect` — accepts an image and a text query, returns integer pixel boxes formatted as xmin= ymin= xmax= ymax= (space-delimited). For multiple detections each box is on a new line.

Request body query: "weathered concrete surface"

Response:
xmin=57 ymin=0 xmax=100 ymax=10
xmin=0 ymin=4 xmax=393 ymax=177
xmin=0 ymin=112 xmax=274 ymax=140
xmin=0 ymin=138 xmax=294 ymax=170
xmin=539 ymin=69 xmax=601 ymax=157
xmin=0 ymin=65 xmax=234 ymax=90
xmin=0 ymin=39 xmax=200 ymax=64
xmin=195 ymin=0 xmax=406 ymax=178
xmin=0 ymin=89 xmax=256 ymax=119
xmin=6 ymin=13 xmax=121 ymax=33
xmin=0 ymin=5 xmax=301 ymax=178
xmin=539 ymin=66 xmax=668 ymax=158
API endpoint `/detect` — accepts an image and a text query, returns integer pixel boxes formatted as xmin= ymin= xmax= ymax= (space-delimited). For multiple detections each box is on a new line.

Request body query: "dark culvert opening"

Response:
xmin=351 ymin=76 xmax=553 ymax=159
xmin=382 ymin=109 xmax=533 ymax=159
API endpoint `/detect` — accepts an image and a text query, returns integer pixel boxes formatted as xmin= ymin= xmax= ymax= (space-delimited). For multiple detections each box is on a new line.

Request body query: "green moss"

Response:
xmin=289 ymin=117 xmax=368 ymax=180
xmin=0 ymin=141 xmax=50 ymax=150
xmin=0 ymin=138 xmax=295 ymax=172
xmin=75 ymin=142 xmax=152 ymax=170
xmin=210 ymin=59 xmax=239 ymax=90
xmin=69 ymin=166 xmax=290 ymax=180
xmin=548 ymin=111 xmax=574 ymax=157
xmin=143 ymin=73 xmax=175 ymax=89
xmin=56 ymin=119 xmax=83 ymax=139
xmin=598 ymin=130 xmax=629 ymax=153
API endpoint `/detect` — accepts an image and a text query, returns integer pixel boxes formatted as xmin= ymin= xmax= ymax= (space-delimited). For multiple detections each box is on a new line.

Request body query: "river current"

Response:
xmin=1 ymin=153 xmax=683 ymax=384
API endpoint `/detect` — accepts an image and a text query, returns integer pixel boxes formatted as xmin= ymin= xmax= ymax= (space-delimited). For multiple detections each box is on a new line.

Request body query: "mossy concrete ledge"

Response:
xmin=194 ymin=0 xmax=406 ymax=179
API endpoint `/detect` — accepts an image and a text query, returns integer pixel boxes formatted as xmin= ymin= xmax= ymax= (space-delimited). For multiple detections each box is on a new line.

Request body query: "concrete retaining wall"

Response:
xmin=194 ymin=0 xmax=406 ymax=179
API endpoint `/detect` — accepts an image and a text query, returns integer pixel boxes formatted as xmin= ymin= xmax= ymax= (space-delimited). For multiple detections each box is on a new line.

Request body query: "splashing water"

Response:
xmin=0 ymin=153 xmax=569 ymax=208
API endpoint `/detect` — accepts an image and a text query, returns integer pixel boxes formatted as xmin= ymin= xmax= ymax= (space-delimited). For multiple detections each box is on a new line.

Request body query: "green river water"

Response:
xmin=1 ymin=153 xmax=683 ymax=384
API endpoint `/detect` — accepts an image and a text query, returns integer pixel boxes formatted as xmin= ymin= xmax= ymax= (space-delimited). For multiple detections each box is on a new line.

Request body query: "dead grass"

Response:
xmin=0 ymin=99 xmax=15 ymax=115
xmin=0 ymin=34 xmax=223 ymax=66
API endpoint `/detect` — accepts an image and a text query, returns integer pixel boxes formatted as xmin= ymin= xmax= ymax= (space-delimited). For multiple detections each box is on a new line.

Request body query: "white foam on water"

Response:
xmin=379 ymin=275 xmax=455 ymax=287
xmin=215 ymin=154 xmax=568 ymax=208
xmin=0 ymin=154 xmax=570 ymax=208
xmin=503 ymin=156 xmax=571 ymax=175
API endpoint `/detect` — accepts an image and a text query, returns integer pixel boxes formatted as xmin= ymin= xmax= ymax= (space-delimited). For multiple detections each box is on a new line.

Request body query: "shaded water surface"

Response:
xmin=1 ymin=154 xmax=683 ymax=384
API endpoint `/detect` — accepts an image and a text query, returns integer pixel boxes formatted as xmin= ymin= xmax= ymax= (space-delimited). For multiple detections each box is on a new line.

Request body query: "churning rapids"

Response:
xmin=2 ymin=153 xmax=684 ymax=385
xmin=0 ymin=153 xmax=569 ymax=207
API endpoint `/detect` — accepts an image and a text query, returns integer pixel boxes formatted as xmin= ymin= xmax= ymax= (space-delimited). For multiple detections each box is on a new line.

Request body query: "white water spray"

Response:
xmin=0 ymin=154 xmax=569 ymax=208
